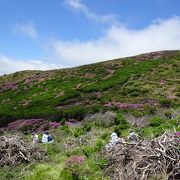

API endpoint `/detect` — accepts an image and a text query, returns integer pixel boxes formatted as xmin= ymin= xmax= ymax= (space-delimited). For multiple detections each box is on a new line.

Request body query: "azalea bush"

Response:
xmin=49 ymin=122 xmax=60 ymax=128
xmin=7 ymin=119 xmax=49 ymax=133
xmin=61 ymin=156 xmax=86 ymax=179
xmin=65 ymin=156 xmax=85 ymax=166
xmin=104 ymin=102 xmax=144 ymax=109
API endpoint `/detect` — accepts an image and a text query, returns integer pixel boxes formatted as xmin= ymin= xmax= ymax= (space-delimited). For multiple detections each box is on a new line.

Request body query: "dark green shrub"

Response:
xmin=0 ymin=113 xmax=17 ymax=127
xmin=73 ymin=127 xmax=84 ymax=137
xmin=169 ymin=119 xmax=178 ymax=126
xmin=61 ymin=118 xmax=66 ymax=125
xmin=119 ymin=123 xmax=130 ymax=130
xmin=100 ymin=132 xmax=109 ymax=141
xmin=63 ymin=106 xmax=89 ymax=120
xmin=175 ymin=92 xmax=180 ymax=97
xmin=114 ymin=126 xmax=122 ymax=136
xmin=83 ymin=146 xmax=94 ymax=157
xmin=144 ymin=105 xmax=156 ymax=115
xmin=130 ymin=91 xmax=140 ymax=97
xmin=114 ymin=113 xmax=126 ymax=125
xmin=159 ymin=98 xmax=171 ymax=108
xmin=149 ymin=107 xmax=156 ymax=115
xmin=59 ymin=125 xmax=72 ymax=135
xmin=149 ymin=117 xmax=164 ymax=127
xmin=95 ymin=157 xmax=108 ymax=169
xmin=140 ymin=88 xmax=149 ymax=94
xmin=114 ymin=113 xmax=130 ymax=130
xmin=59 ymin=90 xmax=81 ymax=102
xmin=131 ymin=110 xmax=144 ymax=117
xmin=82 ymin=122 xmax=92 ymax=132
xmin=153 ymin=126 xmax=165 ymax=137
xmin=176 ymin=126 xmax=180 ymax=132
xmin=94 ymin=139 xmax=104 ymax=151
xmin=164 ymin=111 xmax=172 ymax=119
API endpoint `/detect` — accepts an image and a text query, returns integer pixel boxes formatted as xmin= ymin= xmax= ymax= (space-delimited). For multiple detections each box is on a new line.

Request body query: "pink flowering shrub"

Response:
xmin=7 ymin=119 xmax=49 ymax=133
xmin=49 ymin=122 xmax=60 ymax=128
xmin=167 ymin=95 xmax=177 ymax=99
xmin=104 ymin=102 xmax=144 ymax=109
xmin=3 ymin=82 xmax=17 ymax=90
xmin=65 ymin=119 xmax=79 ymax=126
xmin=65 ymin=156 xmax=85 ymax=166
xmin=63 ymin=156 xmax=85 ymax=179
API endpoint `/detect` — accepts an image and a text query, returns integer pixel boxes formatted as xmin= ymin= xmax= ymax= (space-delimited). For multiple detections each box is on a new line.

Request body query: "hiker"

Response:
xmin=110 ymin=132 xmax=118 ymax=146
xmin=105 ymin=132 xmax=118 ymax=150
xmin=129 ymin=130 xmax=137 ymax=143
xmin=42 ymin=132 xmax=48 ymax=143
xmin=42 ymin=132 xmax=54 ymax=143
xmin=32 ymin=132 xmax=38 ymax=143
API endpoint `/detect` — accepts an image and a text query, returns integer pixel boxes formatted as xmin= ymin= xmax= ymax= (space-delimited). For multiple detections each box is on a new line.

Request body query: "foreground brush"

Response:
xmin=105 ymin=132 xmax=180 ymax=180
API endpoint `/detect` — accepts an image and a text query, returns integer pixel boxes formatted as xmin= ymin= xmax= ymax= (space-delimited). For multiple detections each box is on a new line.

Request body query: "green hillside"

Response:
xmin=0 ymin=50 xmax=180 ymax=126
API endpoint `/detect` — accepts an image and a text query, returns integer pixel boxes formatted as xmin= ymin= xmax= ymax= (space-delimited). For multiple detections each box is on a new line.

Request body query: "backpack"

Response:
xmin=48 ymin=135 xmax=53 ymax=142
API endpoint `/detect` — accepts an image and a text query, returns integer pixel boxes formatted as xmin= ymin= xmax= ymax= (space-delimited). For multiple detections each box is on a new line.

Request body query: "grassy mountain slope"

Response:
xmin=0 ymin=50 xmax=180 ymax=126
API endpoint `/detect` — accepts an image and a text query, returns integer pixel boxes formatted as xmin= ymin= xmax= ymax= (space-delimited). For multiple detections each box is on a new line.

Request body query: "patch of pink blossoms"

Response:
xmin=104 ymin=102 xmax=144 ymax=109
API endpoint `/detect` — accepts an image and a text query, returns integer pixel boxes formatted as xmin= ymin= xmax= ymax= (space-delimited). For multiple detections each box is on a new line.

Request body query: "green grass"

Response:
xmin=22 ymin=125 xmax=111 ymax=180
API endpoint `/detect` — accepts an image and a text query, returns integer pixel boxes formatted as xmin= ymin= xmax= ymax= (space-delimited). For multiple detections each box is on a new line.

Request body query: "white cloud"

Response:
xmin=13 ymin=22 xmax=37 ymax=39
xmin=0 ymin=55 xmax=62 ymax=75
xmin=49 ymin=16 xmax=180 ymax=67
xmin=65 ymin=0 xmax=116 ymax=24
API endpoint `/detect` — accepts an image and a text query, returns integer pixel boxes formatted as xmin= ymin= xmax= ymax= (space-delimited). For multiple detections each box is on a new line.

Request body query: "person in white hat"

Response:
xmin=110 ymin=132 xmax=118 ymax=146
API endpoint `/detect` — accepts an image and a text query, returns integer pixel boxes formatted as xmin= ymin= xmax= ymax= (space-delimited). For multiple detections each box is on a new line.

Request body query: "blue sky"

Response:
xmin=0 ymin=0 xmax=180 ymax=74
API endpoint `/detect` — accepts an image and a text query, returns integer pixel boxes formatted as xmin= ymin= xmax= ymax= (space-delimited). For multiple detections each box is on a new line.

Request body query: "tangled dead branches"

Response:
xmin=0 ymin=135 xmax=47 ymax=167
xmin=105 ymin=132 xmax=180 ymax=180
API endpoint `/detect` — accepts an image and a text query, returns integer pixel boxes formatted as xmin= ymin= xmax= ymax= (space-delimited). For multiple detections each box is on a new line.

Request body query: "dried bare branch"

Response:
xmin=0 ymin=135 xmax=47 ymax=167
xmin=104 ymin=132 xmax=180 ymax=180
